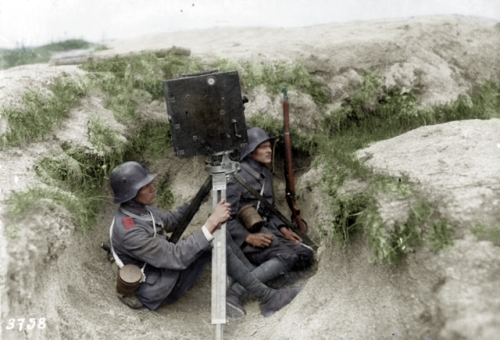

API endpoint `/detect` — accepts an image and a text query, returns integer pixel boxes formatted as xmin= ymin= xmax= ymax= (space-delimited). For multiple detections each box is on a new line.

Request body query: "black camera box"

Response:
xmin=164 ymin=71 xmax=248 ymax=158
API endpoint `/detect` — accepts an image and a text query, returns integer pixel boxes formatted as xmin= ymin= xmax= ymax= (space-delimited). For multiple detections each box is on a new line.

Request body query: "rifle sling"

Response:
xmin=232 ymin=173 xmax=317 ymax=249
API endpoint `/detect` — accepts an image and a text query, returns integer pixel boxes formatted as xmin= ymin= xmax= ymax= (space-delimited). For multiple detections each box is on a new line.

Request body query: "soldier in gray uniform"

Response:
xmin=109 ymin=161 xmax=301 ymax=317
xmin=225 ymin=128 xmax=314 ymax=312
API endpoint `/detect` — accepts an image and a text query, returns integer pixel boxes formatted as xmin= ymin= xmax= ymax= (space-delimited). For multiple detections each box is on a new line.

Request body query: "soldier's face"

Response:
xmin=249 ymin=141 xmax=272 ymax=164
xmin=135 ymin=182 xmax=156 ymax=205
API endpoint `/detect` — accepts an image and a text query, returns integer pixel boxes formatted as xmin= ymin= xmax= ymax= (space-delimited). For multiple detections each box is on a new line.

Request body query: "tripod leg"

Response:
xmin=211 ymin=173 xmax=227 ymax=339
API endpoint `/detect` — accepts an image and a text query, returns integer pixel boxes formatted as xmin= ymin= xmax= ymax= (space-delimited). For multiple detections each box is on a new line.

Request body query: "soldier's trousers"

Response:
xmin=246 ymin=238 xmax=314 ymax=272
xmin=161 ymin=230 xmax=273 ymax=305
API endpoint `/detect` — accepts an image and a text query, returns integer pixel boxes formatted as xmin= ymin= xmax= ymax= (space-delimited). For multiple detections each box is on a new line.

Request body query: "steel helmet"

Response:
xmin=239 ymin=127 xmax=276 ymax=161
xmin=109 ymin=161 xmax=157 ymax=204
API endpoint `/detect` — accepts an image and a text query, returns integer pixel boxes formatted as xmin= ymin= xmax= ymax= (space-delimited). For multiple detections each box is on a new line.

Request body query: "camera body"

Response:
xmin=164 ymin=70 xmax=248 ymax=158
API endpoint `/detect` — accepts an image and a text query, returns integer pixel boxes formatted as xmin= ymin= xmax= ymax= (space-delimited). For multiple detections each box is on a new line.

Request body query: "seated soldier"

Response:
xmin=109 ymin=161 xmax=301 ymax=317
xmin=225 ymin=128 xmax=314 ymax=311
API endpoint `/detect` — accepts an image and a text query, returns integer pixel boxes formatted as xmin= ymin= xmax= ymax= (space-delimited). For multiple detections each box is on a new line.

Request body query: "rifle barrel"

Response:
xmin=282 ymin=88 xmax=307 ymax=234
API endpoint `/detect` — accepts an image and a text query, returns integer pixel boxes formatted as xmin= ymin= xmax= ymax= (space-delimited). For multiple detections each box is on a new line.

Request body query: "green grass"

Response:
xmin=211 ymin=58 xmax=330 ymax=106
xmin=247 ymin=114 xmax=318 ymax=157
xmin=80 ymin=52 xmax=204 ymax=121
xmin=0 ymin=39 xmax=107 ymax=70
xmin=318 ymin=76 xmax=500 ymax=194
xmin=358 ymin=198 xmax=439 ymax=264
xmin=6 ymin=120 xmax=172 ymax=233
xmin=7 ymin=186 xmax=102 ymax=231
xmin=88 ymin=116 xmax=120 ymax=152
xmin=0 ymin=76 xmax=84 ymax=146
xmin=35 ymin=152 xmax=83 ymax=190
xmin=156 ymin=181 xmax=175 ymax=210
xmin=312 ymin=72 xmax=500 ymax=263
xmin=327 ymin=193 xmax=370 ymax=246
xmin=2 ymin=50 xmax=499 ymax=263
xmin=20 ymin=149 xmax=126 ymax=231
xmin=471 ymin=223 xmax=500 ymax=245
xmin=126 ymin=123 xmax=172 ymax=159
xmin=428 ymin=218 xmax=454 ymax=251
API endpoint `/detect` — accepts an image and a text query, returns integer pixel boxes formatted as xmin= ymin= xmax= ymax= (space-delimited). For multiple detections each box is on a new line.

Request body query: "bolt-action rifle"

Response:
xmin=169 ymin=176 xmax=213 ymax=244
xmin=282 ymin=87 xmax=308 ymax=235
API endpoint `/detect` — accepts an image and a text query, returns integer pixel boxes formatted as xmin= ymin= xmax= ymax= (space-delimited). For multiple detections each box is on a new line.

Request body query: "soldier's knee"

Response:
xmin=276 ymin=252 xmax=298 ymax=272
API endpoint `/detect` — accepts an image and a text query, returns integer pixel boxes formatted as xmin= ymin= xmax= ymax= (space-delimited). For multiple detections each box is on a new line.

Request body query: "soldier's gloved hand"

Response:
xmin=205 ymin=199 xmax=231 ymax=234
xmin=245 ymin=233 xmax=273 ymax=248
xmin=279 ymin=226 xmax=302 ymax=243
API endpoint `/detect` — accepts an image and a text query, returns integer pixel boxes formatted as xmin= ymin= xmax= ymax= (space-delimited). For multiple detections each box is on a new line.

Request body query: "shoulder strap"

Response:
xmin=109 ymin=209 xmax=157 ymax=281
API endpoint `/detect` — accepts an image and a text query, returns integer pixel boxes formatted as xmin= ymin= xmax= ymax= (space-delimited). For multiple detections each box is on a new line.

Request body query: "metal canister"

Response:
xmin=237 ymin=204 xmax=265 ymax=233
xmin=116 ymin=264 xmax=144 ymax=297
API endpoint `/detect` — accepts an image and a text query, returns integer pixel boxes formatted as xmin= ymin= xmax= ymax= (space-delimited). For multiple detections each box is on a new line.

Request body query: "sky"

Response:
xmin=0 ymin=0 xmax=499 ymax=49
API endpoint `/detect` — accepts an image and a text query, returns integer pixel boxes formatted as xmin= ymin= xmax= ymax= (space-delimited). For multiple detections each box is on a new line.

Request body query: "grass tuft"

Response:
xmin=428 ymin=218 xmax=454 ymax=251
xmin=210 ymin=58 xmax=330 ymax=106
xmin=327 ymin=194 xmax=370 ymax=246
xmin=6 ymin=121 xmax=172 ymax=231
xmin=6 ymin=186 xmax=103 ymax=232
xmin=471 ymin=223 xmax=500 ymax=245
xmin=247 ymin=115 xmax=318 ymax=157
xmin=156 ymin=181 xmax=175 ymax=210
xmin=88 ymin=116 xmax=120 ymax=152
xmin=1 ymin=76 xmax=84 ymax=146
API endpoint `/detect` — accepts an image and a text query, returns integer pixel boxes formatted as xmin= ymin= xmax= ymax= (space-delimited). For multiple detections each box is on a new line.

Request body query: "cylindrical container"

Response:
xmin=237 ymin=204 xmax=265 ymax=233
xmin=116 ymin=264 xmax=144 ymax=297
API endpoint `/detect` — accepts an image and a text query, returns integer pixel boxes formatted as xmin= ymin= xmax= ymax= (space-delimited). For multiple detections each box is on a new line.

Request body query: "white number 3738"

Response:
xmin=6 ymin=318 xmax=46 ymax=331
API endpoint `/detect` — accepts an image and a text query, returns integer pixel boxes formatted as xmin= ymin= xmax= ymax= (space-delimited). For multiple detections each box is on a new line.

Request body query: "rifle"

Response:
xmin=170 ymin=176 xmax=213 ymax=243
xmin=233 ymin=173 xmax=316 ymax=249
xmin=282 ymin=87 xmax=308 ymax=235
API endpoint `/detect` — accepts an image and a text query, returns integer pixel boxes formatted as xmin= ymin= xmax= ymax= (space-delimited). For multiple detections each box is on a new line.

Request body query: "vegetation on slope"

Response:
xmin=1 ymin=49 xmax=499 ymax=264
xmin=0 ymin=39 xmax=106 ymax=69
xmin=255 ymin=72 xmax=500 ymax=264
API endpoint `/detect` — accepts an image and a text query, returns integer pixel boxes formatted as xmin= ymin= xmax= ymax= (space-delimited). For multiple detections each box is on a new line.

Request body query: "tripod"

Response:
xmin=205 ymin=152 xmax=240 ymax=340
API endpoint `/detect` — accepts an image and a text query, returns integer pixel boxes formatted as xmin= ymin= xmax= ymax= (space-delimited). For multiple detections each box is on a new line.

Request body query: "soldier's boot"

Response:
xmin=226 ymin=287 xmax=246 ymax=318
xmin=117 ymin=294 xmax=143 ymax=309
xmin=227 ymin=261 xmax=302 ymax=318
xmin=259 ymin=286 xmax=302 ymax=318
xmin=229 ymin=257 xmax=286 ymax=300
xmin=226 ymin=239 xmax=277 ymax=318
xmin=227 ymin=241 xmax=301 ymax=318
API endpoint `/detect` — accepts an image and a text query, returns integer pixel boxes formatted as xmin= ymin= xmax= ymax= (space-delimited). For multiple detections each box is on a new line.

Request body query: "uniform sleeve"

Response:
xmin=226 ymin=179 xmax=251 ymax=248
xmin=121 ymin=221 xmax=211 ymax=270
xmin=266 ymin=214 xmax=286 ymax=237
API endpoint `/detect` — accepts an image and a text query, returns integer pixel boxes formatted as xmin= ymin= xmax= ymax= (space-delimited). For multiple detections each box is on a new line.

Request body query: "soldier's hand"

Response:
xmin=280 ymin=227 xmax=302 ymax=243
xmin=205 ymin=199 xmax=231 ymax=234
xmin=245 ymin=233 xmax=273 ymax=248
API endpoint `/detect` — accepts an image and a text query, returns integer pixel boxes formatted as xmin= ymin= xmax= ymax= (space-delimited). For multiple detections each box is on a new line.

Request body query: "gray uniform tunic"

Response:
xmin=226 ymin=158 xmax=284 ymax=252
xmin=226 ymin=158 xmax=314 ymax=271
xmin=111 ymin=200 xmax=211 ymax=310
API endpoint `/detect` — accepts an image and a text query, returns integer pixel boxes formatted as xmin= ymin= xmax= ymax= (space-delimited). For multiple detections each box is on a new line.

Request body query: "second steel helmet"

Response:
xmin=109 ymin=161 xmax=157 ymax=204
xmin=239 ymin=127 xmax=275 ymax=161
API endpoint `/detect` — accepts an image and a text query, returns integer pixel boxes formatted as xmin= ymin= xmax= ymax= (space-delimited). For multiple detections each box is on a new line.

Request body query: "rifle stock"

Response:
xmin=282 ymin=87 xmax=308 ymax=234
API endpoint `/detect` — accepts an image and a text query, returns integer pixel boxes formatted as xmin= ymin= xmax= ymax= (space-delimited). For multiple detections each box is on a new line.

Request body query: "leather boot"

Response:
xmin=226 ymin=288 xmax=245 ymax=318
xmin=260 ymin=286 xmax=302 ymax=318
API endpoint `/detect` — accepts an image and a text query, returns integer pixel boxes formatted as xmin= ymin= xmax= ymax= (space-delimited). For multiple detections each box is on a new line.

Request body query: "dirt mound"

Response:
xmin=1 ymin=15 xmax=500 ymax=340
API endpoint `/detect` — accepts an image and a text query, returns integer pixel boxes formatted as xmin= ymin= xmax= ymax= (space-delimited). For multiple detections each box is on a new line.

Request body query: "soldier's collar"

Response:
xmin=242 ymin=158 xmax=266 ymax=180
xmin=122 ymin=200 xmax=150 ymax=215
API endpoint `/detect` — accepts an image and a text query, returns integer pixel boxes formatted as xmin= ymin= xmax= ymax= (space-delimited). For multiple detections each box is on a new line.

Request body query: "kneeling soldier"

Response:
xmin=109 ymin=161 xmax=301 ymax=317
